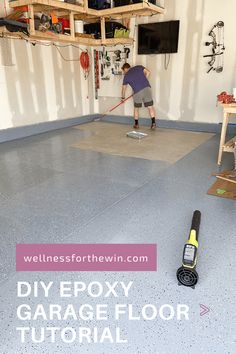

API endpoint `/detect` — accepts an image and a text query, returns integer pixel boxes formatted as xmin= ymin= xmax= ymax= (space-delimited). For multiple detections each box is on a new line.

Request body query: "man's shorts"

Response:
xmin=133 ymin=87 xmax=154 ymax=108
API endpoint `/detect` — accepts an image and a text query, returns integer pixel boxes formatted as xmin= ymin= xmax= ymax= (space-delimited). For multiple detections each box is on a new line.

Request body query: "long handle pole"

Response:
xmin=190 ymin=210 xmax=201 ymax=242
xmin=99 ymin=94 xmax=133 ymax=119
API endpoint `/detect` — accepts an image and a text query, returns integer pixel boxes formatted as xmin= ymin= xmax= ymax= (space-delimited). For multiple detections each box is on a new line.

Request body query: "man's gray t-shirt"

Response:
xmin=123 ymin=65 xmax=151 ymax=94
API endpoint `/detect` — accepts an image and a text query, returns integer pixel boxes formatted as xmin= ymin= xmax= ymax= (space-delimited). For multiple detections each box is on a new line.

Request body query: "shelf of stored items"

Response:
xmin=217 ymin=103 xmax=236 ymax=166
xmin=9 ymin=0 xmax=165 ymax=18
xmin=95 ymin=2 xmax=165 ymax=19
xmin=5 ymin=0 xmax=164 ymax=45
xmin=9 ymin=0 xmax=87 ymax=13
xmin=0 ymin=25 xmax=133 ymax=46
xmin=7 ymin=0 xmax=98 ymax=45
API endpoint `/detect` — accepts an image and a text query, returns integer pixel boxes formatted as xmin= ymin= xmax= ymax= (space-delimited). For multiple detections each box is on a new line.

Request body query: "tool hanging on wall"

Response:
xmin=80 ymin=51 xmax=90 ymax=80
xmin=114 ymin=50 xmax=121 ymax=61
xmin=80 ymin=51 xmax=90 ymax=99
xmin=93 ymin=49 xmax=99 ymax=99
xmin=98 ymin=46 xmax=132 ymax=82
xmin=94 ymin=94 xmax=133 ymax=121
xmin=124 ymin=47 xmax=130 ymax=59
xmin=203 ymin=21 xmax=225 ymax=73
xmin=176 ymin=210 xmax=201 ymax=289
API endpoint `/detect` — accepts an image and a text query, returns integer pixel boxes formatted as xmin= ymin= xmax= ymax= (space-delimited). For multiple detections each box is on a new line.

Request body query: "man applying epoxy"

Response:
xmin=121 ymin=63 xmax=156 ymax=129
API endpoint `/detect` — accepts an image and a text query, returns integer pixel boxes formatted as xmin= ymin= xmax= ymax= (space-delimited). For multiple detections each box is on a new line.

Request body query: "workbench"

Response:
xmin=217 ymin=103 xmax=236 ymax=166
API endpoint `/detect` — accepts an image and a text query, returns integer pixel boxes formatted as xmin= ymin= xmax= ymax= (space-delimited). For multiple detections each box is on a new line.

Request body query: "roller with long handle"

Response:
xmin=94 ymin=94 xmax=133 ymax=121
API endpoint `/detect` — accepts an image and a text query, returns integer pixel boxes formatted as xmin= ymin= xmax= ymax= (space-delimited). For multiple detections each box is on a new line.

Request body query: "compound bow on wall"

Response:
xmin=203 ymin=21 xmax=225 ymax=73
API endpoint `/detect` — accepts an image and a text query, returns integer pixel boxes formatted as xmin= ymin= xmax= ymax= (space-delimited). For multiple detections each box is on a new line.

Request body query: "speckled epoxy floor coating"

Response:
xmin=0 ymin=123 xmax=235 ymax=354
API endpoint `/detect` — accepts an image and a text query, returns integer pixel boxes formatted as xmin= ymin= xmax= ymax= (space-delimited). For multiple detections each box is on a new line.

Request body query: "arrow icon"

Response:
xmin=200 ymin=304 xmax=210 ymax=316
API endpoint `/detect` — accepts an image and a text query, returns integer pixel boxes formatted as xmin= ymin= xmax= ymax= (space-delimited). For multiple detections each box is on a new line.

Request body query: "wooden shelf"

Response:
xmin=28 ymin=31 xmax=133 ymax=45
xmin=223 ymin=137 xmax=236 ymax=153
xmin=217 ymin=103 xmax=236 ymax=165
xmin=222 ymin=103 xmax=236 ymax=114
xmin=97 ymin=2 xmax=165 ymax=19
xmin=7 ymin=0 xmax=164 ymax=45
xmin=0 ymin=27 xmax=134 ymax=46
xmin=10 ymin=0 xmax=164 ymax=17
xmin=220 ymin=103 xmax=236 ymax=153
xmin=102 ymin=37 xmax=133 ymax=45
xmin=0 ymin=26 xmax=27 ymax=39
xmin=31 ymin=30 xmax=100 ymax=44
xmin=9 ymin=0 xmax=86 ymax=13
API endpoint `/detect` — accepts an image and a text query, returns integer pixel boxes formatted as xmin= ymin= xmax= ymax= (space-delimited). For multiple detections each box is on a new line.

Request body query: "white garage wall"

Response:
xmin=0 ymin=38 xmax=94 ymax=130
xmin=150 ymin=0 xmax=236 ymax=124
xmin=99 ymin=0 xmax=236 ymax=124
xmin=0 ymin=0 xmax=94 ymax=130
xmin=1 ymin=0 xmax=236 ymax=131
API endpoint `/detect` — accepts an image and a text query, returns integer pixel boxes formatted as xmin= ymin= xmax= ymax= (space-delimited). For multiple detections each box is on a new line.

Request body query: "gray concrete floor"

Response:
xmin=72 ymin=122 xmax=214 ymax=163
xmin=0 ymin=123 xmax=235 ymax=354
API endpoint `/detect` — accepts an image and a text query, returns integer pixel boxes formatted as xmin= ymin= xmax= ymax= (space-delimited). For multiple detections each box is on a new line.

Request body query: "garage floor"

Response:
xmin=72 ymin=122 xmax=214 ymax=163
xmin=0 ymin=122 xmax=235 ymax=354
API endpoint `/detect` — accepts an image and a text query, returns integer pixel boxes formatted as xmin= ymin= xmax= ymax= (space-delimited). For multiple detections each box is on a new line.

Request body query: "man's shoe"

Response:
xmin=151 ymin=122 xmax=156 ymax=130
xmin=133 ymin=124 xmax=139 ymax=129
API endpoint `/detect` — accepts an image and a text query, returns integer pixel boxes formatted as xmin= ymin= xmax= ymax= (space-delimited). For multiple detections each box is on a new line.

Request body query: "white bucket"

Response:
xmin=75 ymin=20 xmax=84 ymax=33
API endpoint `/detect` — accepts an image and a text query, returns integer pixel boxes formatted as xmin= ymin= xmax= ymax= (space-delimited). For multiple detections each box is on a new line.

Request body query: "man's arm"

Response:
xmin=143 ymin=68 xmax=150 ymax=78
xmin=121 ymin=85 xmax=127 ymax=99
